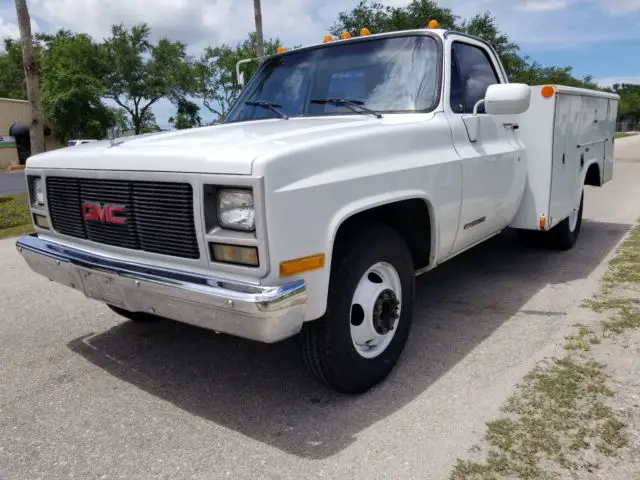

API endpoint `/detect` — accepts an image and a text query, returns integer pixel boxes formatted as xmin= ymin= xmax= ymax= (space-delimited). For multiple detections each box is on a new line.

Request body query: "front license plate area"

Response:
xmin=78 ymin=268 xmax=126 ymax=308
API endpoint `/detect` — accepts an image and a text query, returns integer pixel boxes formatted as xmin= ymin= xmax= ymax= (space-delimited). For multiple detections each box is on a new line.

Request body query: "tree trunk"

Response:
xmin=15 ymin=0 xmax=45 ymax=156
xmin=253 ymin=0 xmax=265 ymax=58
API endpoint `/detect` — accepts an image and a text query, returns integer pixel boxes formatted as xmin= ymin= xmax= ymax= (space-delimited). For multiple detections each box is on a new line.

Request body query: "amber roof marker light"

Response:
xmin=427 ymin=19 xmax=439 ymax=29
xmin=541 ymin=85 xmax=556 ymax=98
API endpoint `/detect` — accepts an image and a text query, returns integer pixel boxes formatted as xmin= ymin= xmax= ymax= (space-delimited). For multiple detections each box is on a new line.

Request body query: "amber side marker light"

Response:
xmin=280 ymin=254 xmax=325 ymax=277
xmin=541 ymin=85 xmax=555 ymax=98
xmin=539 ymin=215 xmax=547 ymax=229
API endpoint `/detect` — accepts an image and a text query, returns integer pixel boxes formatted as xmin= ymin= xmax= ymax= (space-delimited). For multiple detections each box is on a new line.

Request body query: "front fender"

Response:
xmin=327 ymin=190 xmax=438 ymax=269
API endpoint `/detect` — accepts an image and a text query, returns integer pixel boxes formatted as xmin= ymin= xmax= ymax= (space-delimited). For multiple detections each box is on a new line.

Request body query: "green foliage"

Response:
xmin=330 ymin=0 xmax=456 ymax=37
xmin=613 ymin=84 xmax=640 ymax=121
xmin=102 ymin=23 xmax=197 ymax=134
xmin=0 ymin=38 xmax=27 ymax=99
xmin=173 ymin=100 xmax=201 ymax=129
xmin=109 ymin=107 xmax=133 ymax=136
xmin=138 ymin=110 xmax=161 ymax=133
xmin=39 ymin=30 xmax=115 ymax=142
xmin=329 ymin=0 xmax=599 ymax=90
xmin=195 ymin=32 xmax=280 ymax=121
xmin=0 ymin=193 xmax=32 ymax=239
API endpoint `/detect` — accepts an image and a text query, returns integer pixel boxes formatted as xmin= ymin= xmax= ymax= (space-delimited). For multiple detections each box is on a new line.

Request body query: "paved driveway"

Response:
xmin=0 ymin=171 xmax=26 ymax=195
xmin=1 ymin=135 xmax=639 ymax=479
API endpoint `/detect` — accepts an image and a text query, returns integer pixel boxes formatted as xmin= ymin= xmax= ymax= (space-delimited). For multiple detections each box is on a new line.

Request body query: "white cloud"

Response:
xmin=599 ymin=0 xmax=640 ymax=14
xmin=0 ymin=17 xmax=19 ymax=42
xmin=27 ymin=0 xmax=328 ymax=54
xmin=3 ymin=0 xmax=638 ymax=125
xmin=517 ymin=0 xmax=573 ymax=11
xmin=596 ymin=76 xmax=640 ymax=87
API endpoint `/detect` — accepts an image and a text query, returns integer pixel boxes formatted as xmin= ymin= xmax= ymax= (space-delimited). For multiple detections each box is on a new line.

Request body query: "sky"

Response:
xmin=1 ymin=0 xmax=639 ymax=128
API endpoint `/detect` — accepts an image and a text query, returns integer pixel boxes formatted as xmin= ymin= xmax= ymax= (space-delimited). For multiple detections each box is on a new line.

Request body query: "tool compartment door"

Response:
xmin=549 ymin=93 xmax=581 ymax=227
xmin=603 ymin=98 xmax=616 ymax=183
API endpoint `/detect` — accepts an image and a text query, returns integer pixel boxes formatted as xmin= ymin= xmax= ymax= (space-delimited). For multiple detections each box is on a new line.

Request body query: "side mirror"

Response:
xmin=483 ymin=83 xmax=531 ymax=115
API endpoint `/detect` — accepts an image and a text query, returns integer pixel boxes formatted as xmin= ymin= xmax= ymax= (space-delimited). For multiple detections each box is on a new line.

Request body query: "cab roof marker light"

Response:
xmin=323 ymin=35 xmax=334 ymax=43
xmin=427 ymin=19 xmax=439 ymax=29
xmin=360 ymin=28 xmax=371 ymax=36
xmin=277 ymin=46 xmax=286 ymax=53
xmin=340 ymin=31 xmax=351 ymax=39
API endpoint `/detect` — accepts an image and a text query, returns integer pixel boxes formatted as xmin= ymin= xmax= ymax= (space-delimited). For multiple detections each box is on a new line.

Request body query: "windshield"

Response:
xmin=225 ymin=34 xmax=440 ymax=123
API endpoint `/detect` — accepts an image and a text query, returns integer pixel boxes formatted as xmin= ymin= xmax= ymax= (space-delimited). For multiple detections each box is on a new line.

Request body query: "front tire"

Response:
xmin=301 ymin=223 xmax=415 ymax=394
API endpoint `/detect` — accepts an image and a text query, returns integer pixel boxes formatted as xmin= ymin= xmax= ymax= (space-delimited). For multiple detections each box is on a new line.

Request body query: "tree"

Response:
xmin=109 ymin=107 xmax=132 ymax=135
xmin=253 ymin=0 xmax=265 ymax=58
xmin=329 ymin=0 xmax=597 ymax=89
xmin=196 ymin=33 xmax=280 ymax=121
xmin=0 ymin=38 xmax=28 ymax=99
xmin=613 ymin=84 xmax=640 ymax=123
xmin=138 ymin=110 xmax=161 ymax=133
xmin=39 ymin=30 xmax=114 ymax=142
xmin=330 ymin=0 xmax=456 ymax=37
xmin=15 ymin=0 xmax=45 ymax=155
xmin=173 ymin=100 xmax=201 ymax=129
xmin=102 ymin=23 xmax=196 ymax=135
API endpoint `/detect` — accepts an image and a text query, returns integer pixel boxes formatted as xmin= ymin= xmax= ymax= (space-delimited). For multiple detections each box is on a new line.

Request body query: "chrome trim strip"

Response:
xmin=15 ymin=234 xmax=307 ymax=343
xmin=577 ymin=138 xmax=608 ymax=148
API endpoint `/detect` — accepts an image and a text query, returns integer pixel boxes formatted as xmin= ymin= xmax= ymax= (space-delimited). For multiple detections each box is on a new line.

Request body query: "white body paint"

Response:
xmin=21 ymin=29 xmax=619 ymax=331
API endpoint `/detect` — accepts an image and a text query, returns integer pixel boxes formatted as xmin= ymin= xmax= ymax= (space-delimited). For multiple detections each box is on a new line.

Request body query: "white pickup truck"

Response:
xmin=16 ymin=26 xmax=619 ymax=394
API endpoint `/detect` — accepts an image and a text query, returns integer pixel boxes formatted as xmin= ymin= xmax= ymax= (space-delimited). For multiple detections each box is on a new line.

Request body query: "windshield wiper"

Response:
xmin=311 ymin=98 xmax=383 ymax=119
xmin=245 ymin=101 xmax=289 ymax=119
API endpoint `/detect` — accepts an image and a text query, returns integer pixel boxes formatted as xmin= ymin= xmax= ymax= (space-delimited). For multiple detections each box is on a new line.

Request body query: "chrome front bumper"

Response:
xmin=15 ymin=234 xmax=307 ymax=343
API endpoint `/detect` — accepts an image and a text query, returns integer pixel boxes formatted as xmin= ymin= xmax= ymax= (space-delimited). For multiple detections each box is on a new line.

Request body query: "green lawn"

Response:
xmin=615 ymin=132 xmax=638 ymax=139
xmin=0 ymin=193 xmax=34 ymax=239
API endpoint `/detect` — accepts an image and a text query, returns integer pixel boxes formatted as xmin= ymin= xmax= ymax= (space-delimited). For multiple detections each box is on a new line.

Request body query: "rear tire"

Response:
xmin=516 ymin=188 xmax=584 ymax=251
xmin=515 ymin=229 xmax=545 ymax=249
xmin=301 ymin=222 xmax=415 ymax=394
xmin=107 ymin=305 xmax=160 ymax=323
xmin=549 ymin=189 xmax=584 ymax=250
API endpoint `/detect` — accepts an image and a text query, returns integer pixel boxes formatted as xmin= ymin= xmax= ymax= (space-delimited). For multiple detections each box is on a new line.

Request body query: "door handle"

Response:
xmin=502 ymin=123 xmax=519 ymax=130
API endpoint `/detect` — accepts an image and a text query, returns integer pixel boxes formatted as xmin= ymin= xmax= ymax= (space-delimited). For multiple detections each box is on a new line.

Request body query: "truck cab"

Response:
xmin=16 ymin=25 xmax=618 ymax=394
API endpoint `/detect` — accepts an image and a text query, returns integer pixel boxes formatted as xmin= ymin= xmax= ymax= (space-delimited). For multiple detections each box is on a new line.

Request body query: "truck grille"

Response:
xmin=46 ymin=177 xmax=200 ymax=259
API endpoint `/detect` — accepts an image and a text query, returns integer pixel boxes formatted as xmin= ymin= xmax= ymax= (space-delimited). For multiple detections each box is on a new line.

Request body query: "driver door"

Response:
xmin=446 ymin=38 xmax=526 ymax=256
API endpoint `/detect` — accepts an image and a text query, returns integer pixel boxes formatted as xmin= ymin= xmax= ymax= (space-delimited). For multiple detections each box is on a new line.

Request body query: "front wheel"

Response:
xmin=301 ymin=223 xmax=415 ymax=394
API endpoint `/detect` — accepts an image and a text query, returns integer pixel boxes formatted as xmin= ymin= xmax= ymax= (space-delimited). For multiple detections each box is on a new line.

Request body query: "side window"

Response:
xmin=450 ymin=42 xmax=500 ymax=114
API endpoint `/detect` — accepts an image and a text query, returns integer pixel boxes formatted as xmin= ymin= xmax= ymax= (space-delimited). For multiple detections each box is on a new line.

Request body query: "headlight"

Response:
xmin=217 ymin=189 xmax=255 ymax=231
xmin=29 ymin=176 xmax=45 ymax=207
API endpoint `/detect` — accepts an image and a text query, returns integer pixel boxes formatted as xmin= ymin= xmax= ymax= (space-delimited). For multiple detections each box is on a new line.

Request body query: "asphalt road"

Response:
xmin=0 ymin=171 xmax=26 ymax=195
xmin=1 ymin=136 xmax=639 ymax=480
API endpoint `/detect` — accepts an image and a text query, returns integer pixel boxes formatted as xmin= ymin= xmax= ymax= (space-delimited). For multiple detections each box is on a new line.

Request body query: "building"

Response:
xmin=0 ymin=98 xmax=63 ymax=169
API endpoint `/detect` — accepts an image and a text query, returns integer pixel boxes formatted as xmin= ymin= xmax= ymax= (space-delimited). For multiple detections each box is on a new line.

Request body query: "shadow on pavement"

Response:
xmin=67 ymin=219 xmax=631 ymax=459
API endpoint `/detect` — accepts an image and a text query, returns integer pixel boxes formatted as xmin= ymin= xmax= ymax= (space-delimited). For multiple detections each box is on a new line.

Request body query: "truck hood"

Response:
xmin=26 ymin=115 xmax=428 ymax=175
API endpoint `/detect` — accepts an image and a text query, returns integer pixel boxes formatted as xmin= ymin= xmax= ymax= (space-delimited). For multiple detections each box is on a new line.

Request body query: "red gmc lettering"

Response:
xmin=82 ymin=203 xmax=126 ymax=224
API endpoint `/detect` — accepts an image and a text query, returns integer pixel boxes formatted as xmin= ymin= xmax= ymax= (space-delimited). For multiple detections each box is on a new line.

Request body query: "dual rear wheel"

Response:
xmin=516 ymin=189 xmax=584 ymax=250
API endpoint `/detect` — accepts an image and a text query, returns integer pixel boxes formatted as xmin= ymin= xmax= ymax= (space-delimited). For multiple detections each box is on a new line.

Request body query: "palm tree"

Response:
xmin=14 ymin=0 xmax=45 ymax=155
xmin=253 ymin=0 xmax=265 ymax=58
